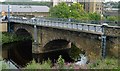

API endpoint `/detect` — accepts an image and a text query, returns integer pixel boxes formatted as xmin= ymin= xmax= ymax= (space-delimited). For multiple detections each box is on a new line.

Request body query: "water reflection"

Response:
xmin=2 ymin=40 xmax=74 ymax=67
xmin=2 ymin=40 xmax=32 ymax=67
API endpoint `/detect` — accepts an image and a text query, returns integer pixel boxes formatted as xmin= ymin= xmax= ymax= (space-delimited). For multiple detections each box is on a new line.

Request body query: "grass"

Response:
xmin=87 ymin=57 xmax=119 ymax=69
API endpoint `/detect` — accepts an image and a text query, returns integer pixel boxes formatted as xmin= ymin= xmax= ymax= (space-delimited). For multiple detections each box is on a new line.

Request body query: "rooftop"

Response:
xmin=0 ymin=4 xmax=49 ymax=12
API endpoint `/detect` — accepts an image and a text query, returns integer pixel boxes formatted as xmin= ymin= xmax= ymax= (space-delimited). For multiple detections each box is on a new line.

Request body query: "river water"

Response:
xmin=2 ymin=40 xmax=74 ymax=67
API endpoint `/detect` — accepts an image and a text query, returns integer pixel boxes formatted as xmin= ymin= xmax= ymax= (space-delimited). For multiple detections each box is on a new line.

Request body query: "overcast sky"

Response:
xmin=0 ymin=0 xmax=119 ymax=2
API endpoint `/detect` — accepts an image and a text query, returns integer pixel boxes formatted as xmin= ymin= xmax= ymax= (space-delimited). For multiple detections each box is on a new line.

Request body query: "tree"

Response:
xmin=49 ymin=2 xmax=87 ymax=19
xmin=118 ymin=1 xmax=120 ymax=9
xmin=49 ymin=2 xmax=70 ymax=18
xmin=69 ymin=3 xmax=86 ymax=19
xmin=89 ymin=13 xmax=101 ymax=21
xmin=106 ymin=16 xmax=118 ymax=21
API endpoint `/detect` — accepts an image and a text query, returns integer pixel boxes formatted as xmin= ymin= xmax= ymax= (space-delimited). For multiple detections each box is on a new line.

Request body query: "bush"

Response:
xmin=57 ymin=55 xmax=65 ymax=69
xmin=25 ymin=59 xmax=51 ymax=69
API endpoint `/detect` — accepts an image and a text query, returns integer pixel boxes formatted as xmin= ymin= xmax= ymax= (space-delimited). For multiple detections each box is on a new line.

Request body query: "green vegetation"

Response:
xmin=106 ymin=16 xmax=118 ymax=21
xmin=68 ymin=44 xmax=82 ymax=61
xmin=50 ymin=2 xmax=70 ymax=18
xmin=50 ymin=2 xmax=101 ymax=21
xmin=25 ymin=59 xmax=51 ymax=69
xmin=24 ymin=55 xmax=119 ymax=69
xmin=57 ymin=55 xmax=65 ymax=68
xmin=2 ymin=62 xmax=8 ymax=69
xmin=2 ymin=32 xmax=32 ymax=44
xmin=118 ymin=1 xmax=120 ymax=8
xmin=87 ymin=57 xmax=119 ymax=69
xmin=89 ymin=13 xmax=101 ymax=21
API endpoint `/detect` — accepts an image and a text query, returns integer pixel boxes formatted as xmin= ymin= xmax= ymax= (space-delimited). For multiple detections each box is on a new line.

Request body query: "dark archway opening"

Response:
xmin=38 ymin=39 xmax=74 ymax=63
xmin=37 ymin=39 xmax=86 ymax=64
xmin=8 ymin=29 xmax=33 ymax=67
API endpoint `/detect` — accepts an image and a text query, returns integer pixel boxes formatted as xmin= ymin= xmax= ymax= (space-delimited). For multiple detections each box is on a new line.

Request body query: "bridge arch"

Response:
xmin=14 ymin=24 xmax=34 ymax=39
xmin=40 ymin=27 xmax=101 ymax=62
xmin=43 ymin=37 xmax=86 ymax=54
xmin=10 ymin=26 xmax=34 ymax=66
xmin=15 ymin=28 xmax=33 ymax=39
xmin=43 ymin=39 xmax=71 ymax=51
xmin=42 ymin=38 xmax=87 ymax=61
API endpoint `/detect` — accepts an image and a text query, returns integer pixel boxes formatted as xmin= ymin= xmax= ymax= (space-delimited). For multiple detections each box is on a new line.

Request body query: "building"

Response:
xmin=52 ymin=0 xmax=103 ymax=14
xmin=0 ymin=4 xmax=50 ymax=17
xmin=103 ymin=8 xmax=118 ymax=17
xmin=82 ymin=1 xmax=103 ymax=14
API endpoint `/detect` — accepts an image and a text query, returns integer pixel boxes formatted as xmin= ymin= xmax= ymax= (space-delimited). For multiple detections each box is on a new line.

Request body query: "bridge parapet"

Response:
xmin=104 ymin=26 xmax=120 ymax=37
xmin=9 ymin=17 xmax=103 ymax=35
xmin=9 ymin=17 xmax=120 ymax=37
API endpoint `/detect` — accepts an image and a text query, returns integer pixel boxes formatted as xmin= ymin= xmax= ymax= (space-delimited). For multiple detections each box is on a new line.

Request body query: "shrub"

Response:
xmin=25 ymin=59 xmax=52 ymax=69
xmin=57 ymin=55 xmax=65 ymax=69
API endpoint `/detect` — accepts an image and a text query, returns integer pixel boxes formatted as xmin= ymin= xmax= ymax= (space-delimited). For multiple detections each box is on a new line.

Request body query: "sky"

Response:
xmin=0 ymin=0 xmax=119 ymax=2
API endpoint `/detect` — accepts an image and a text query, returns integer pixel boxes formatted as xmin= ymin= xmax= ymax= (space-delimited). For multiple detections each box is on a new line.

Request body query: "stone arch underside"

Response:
xmin=12 ymin=23 xmax=33 ymax=66
xmin=14 ymin=23 xmax=34 ymax=39
xmin=40 ymin=27 xmax=101 ymax=62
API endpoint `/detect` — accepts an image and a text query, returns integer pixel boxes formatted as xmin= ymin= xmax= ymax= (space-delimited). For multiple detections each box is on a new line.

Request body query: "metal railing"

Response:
xmin=9 ymin=17 xmax=103 ymax=34
xmin=9 ymin=59 xmax=21 ymax=69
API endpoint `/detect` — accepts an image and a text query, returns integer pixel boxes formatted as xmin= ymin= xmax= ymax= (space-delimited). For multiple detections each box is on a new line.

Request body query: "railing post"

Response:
xmin=76 ymin=24 xmax=78 ymax=30
xmin=88 ymin=25 xmax=89 ymax=31
xmin=82 ymin=24 xmax=84 ymax=30
xmin=94 ymin=26 xmax=96 ymax=32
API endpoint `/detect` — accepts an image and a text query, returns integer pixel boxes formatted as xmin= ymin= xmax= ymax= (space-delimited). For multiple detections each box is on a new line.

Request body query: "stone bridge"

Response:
xmin=9 ymin=17 xmax=120 ymax=62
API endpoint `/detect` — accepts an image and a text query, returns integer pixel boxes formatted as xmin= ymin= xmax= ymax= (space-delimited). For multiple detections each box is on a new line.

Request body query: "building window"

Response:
xmin=96 ymin=8 xmax=99 ymax=10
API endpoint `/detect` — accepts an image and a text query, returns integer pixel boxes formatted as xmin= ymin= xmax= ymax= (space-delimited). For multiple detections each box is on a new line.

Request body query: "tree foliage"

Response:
xmin=50 ymin=2 xmax=70 ymax=18
xmin=89 ymin=13 xmax=101 ymax=21
xmin=118 ymin=1 xmax=120 ymax=8
xmin=69 ymin=3 xmax=86 ymax=19
xmin=106 ymin=16 xmax=118 ymax=21
xmin=50 ymin=2 xmax=101 ymax=21
xmin=50 ymin=2 xmax=86 ymax=19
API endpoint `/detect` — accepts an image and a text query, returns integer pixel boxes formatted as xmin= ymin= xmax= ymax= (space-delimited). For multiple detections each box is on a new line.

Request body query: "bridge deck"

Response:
xmin=8 ymin=17 xmax=120 ymax=36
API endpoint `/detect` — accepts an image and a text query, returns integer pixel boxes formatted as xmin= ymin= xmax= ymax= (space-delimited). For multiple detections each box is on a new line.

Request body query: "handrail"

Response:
xmin=9 ymin=59 xmax=21 ymax=69
xmin=9 ymin=17 xmax=103 ymax=34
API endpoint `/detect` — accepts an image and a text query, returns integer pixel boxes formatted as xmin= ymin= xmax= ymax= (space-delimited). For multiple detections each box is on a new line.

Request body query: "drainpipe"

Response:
xmin=101 ymin=23 xmax=108 ymax=58
xmin=8 ymin=4 xmax=10 ymax=32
